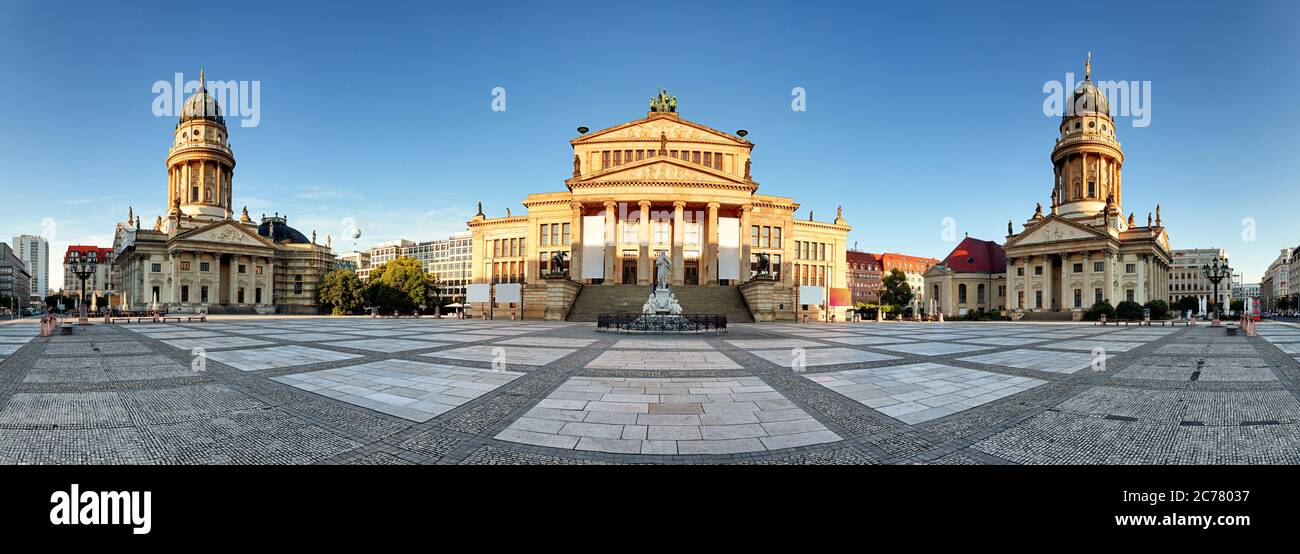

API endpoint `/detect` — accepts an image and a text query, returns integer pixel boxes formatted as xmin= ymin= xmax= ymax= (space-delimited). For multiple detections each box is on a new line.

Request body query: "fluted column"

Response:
xmin=739 ymin=204 xmax=752 ymax=285
xmin=569 ymin=201 xmax=583 ymax=281
xmin=705 ymin=202 xmax=720 ymax=285
xmin=637 ymin=201 xmax=651 ymax=285
xmin=603 ymin=200 xmax=616 ymax=284
xmin=1042 ymin=255 xmax=1053 ymax=310
xmin=671 ymin=201 xmax=685 ymax=285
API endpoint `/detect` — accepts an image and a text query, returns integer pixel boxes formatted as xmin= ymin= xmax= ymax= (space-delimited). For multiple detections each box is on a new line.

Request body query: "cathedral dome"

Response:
xmin=257 ymin=216 xmax=310 ymax=244
xmin=1068 ymin=79 xmax=1110 ymax=117
xmin=179 ymin=71 xmax=225 ymax=126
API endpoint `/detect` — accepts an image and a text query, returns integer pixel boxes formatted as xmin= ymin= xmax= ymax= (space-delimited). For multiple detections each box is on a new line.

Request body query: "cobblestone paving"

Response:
xmin=2 ymin=316 xmax=1299 ymax=464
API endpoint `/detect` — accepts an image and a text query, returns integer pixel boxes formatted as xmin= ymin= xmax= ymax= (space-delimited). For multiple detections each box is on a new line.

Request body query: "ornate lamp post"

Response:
xmin=1201 ymin=258 xmax=1230 ymax=325
xmin=69 ymin=250 xmax=98 ymax=324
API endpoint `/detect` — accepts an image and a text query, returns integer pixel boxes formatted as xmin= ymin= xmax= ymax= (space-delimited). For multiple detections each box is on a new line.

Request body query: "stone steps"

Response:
xmin=566 ymin=285 xmax=754 ymax=322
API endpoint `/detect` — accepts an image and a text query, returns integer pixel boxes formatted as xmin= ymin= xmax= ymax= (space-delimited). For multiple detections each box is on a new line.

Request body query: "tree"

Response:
xmin=366 ymin=257 xmax=431 ymax=313
xmin=879 ymin=269 xmax=914 ymax=311
xmin=1082 ymin=300 xmax=1114 ymax=321
xmin=1176 ymin=296 xmax=1199 ymax=316
xmin=1144 ymin=299 xmax=1169 ymax=320
xmin=317 ymin=269 xmax=366 ymax=315
xmin=1116 ymin=300 xmax=1144 ymax=320
xmin=1230 ymin=299 xmax=1244 ymax=314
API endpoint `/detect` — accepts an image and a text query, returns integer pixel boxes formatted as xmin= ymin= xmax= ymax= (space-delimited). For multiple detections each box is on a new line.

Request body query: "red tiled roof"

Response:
xmin=64 ymin=245 xmax=113 ymax=263
xmin=938 ymin=237 xmax=1005 ymax=273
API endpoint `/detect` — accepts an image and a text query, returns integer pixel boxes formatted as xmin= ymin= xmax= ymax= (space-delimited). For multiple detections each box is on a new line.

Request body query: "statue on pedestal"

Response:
xmin=653 ymin=251 xmax=672 ymax=291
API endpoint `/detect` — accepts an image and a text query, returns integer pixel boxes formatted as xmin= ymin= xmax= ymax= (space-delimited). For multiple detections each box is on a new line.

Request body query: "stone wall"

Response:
xmin=739 ymin=278 xmax=796 ymax=321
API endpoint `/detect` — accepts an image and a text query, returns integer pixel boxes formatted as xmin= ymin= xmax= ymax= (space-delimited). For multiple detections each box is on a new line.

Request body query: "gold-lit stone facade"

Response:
xmin=468 ymin=103 xmax=850 ymax=319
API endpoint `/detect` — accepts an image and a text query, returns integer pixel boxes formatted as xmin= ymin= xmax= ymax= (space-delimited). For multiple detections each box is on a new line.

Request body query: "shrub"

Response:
xmin=1116 ymin=300 xmax=1143 ymax=320
xmin=1144 ymin=299 xmax=1169 ymax=320
xmin=1084 ymin=301 xmax=1115 ymax=321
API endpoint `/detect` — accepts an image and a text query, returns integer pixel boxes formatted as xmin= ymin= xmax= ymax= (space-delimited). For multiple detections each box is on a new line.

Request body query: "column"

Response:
xmin=1007 ymin=258 xmax=1017 ymax=310
xmin=671 ymin=201 xmax=685 ymax=285
xmin=526 ymin=218 xmax=539 ymax=283
xmin=637 ymin=201 xmax=651 ymax=285
xmin=1103 ymin=250 xmax=1114 ymax=304
xmin=569 ymin=202 xmax=583 ymax=281
xmin=1136 ymin=254 xmax=1146 ymax=303
xmin=1042 ymin=255 xmax=1053 ymax=310
xmin=265 ymin=257 xmax=274 ymax=306
xmin=1084 ymin=250 xmax=1093 ymax=305
xmin=739 ymin=204 xmax=753 ymax=285
xmin=705 ymin=202 xmax=720 ymax=285
xmin=603 ymin=200 xmax=616 ymax=284
xmin=1062 ymin=252 xmax=1072 ymax=309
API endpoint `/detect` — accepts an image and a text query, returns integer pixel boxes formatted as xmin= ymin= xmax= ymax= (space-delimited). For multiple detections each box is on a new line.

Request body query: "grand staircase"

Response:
xmin=566 ymin=285 xmax=755 ymax=323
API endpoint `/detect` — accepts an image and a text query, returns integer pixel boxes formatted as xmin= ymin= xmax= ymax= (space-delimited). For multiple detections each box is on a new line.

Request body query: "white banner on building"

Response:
xmin=466 ymin=283 xmax=491 ymax=303
xmin=581 ymin=215 xmax=605 ymax=280
xmin=718 ymin=216 xmax=740 ymax=280
xmin=495 ymin=283 xmax=521 ymax=303
xmin=799 ymin=285 xmax=826 ymax=306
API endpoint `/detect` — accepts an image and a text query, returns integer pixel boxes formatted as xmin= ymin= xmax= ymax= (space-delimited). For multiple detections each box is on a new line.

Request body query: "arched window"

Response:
xmin=958 ymin=283 xmax=967 ymax=304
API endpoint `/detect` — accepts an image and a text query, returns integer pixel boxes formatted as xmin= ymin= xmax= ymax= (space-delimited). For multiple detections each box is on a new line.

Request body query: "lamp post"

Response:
xmin=1201 ymin=258 xmax=1230 ymax=325
xmin=69 ymin=250 xmax=99 ymax=324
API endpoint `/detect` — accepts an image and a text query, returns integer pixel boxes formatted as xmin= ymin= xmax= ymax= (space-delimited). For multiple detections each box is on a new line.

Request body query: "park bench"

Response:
xmin=160 ymin=316 xmax=182 ymax=323
xmin=109 ymin=317 xmax=133 ymax=323
xmin=186 ymin=314 xmax=206 ymax=322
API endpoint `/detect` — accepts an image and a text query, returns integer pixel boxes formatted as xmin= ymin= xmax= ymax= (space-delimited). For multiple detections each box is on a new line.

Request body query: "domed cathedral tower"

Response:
xmin=166 ymin=69 xmax=235 ymax=222
xmin=1051 ymin=53 xmax=1124 ymax=225
xmin=1003 ymin=55 xmax=1172 ymax=320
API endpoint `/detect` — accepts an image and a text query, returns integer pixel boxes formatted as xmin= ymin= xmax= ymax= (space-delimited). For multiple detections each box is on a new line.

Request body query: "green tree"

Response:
xmin=366 ymin=257 xmax=431 ymax=313
xmin=1176 ymin=296 xmax=1199 ymax=315
xmin=1082 ymin=300 xmax=1114 ymax=321
xmin=1144 ymin=299 xmax=1169 ymax=320
xmin=1230 ymin=299 xmax=1244 ymax=314
xmin=1116 ymin=300 xmax=1143 ymax=320
xmin=317 ymin=269 xmax=366 ymax=315
xmin=879 ymin=269 xmax=914 ymax=311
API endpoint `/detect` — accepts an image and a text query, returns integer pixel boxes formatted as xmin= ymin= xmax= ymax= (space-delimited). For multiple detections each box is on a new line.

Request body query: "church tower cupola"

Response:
xmin=1050 ymin=53 xmax=1124 ymax=223
xmin=166 ymin=68 xmax=236 ymax=222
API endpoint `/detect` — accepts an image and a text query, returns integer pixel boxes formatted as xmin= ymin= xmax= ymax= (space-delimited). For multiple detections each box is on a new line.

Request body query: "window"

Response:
xmin=703 ymin=152 xmax=712 ymax=167
xmin=751 ymin=226 xmax=760 ymax=247
xmin=1125 ymin=263 xmax=1136 ymax=273
xmin=820 ymin=243 xmax=826 ymax=261
xmin=1074 ymin=288 xmax=1082 ymax=308
xmin=1017 ymin=267 xmax=1024 ymax=276
xmin=978 ymin=284 xmax=986 ymax=304
xmin=201 ymin=286 xmax=209 ymax=303
xmin=562 ymin=223 xmax=571 ymax=244
xmin=1018 ymin=291 xmax=1024 ymax=307
xmin=539 ymin=252 xmax=549 ymax=274
xmin=1036 ymin=290 xmax=1043 ymax=308
xmin=255 ymin=288 xmax=262 ymax=304
xmin=1088 ymin=181 xmax=1096 ymax=197
xmin=685 ymin=221 xmax=701 ymax=245
xmin=152 ymin=286 xmax=160 ymax=302
xmin=1034 ymin=266 xmax=1043 ymax=275
xmin=1126 ymin=289 xmax=1135 ymax=302
xmin=1094 ymin=261 xmax=1104 ymax=272
xmin=181 ymin=285 xmax=189 ymax=302
xmin=540 ymin=225 xmax=550 ymax=246
xmin=237 ymin=288 xmax=245 ymax=304
xmin=958 ymin=284 xmax=967 ymax=304
xmin=623 ymin=220 xmax=638 ymax=244
xmin=653 ymin=220 xmax=670 ymax=244
xmin=772 ymin=254 xmax=782 ymax=281
xmin=1073 ymin=263 xmax=1083 ymax=273
xmin=1095 ymin=288 xmax=1103 ymax=304
xmin=200 ymin=261 xmax=210 ymax=272
xmin=238 ymin=264 xmax=246 ymax=274
xmin=255 ymin=265 xmax=263 ymax=275
xmin=692 ymin=151 xmax=700 ymax=164
xmin=151 ymin=263 xmax=162 ymax=273
xmin=180 ymin=261 xmax=191 ymax=271
xmin=294 ymin=275 xmax=303 ymax=295
xmin=602 ymin=151 xmax=610 ymax=169
xmin=772 ymin=227 xmax=782 ymax=249
xmin=760 ymin=226 xmax=770 ymax=248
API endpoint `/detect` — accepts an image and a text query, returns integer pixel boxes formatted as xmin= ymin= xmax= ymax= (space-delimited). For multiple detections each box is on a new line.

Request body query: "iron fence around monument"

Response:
xmin=596 ymin=313 xmax=728 ymax=333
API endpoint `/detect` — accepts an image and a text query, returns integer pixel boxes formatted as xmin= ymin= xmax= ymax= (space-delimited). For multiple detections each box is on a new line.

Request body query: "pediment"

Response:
xmin=575 ymin=114 xmax=747 ymax=145
xmin=1009 ymin=217 xmax=1107 ymax=247
xmin=576 ymin=157 xmax=748 ymax=185
xmin=174 ymin=221 xmax=274 ymax=249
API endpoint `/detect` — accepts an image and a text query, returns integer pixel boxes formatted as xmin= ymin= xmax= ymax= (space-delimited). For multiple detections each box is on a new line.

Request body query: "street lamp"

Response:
xmin=1201 ymin=257 xmax=1230 ymax=324
xmin=69 ymin=250 xmax=98 ymax=324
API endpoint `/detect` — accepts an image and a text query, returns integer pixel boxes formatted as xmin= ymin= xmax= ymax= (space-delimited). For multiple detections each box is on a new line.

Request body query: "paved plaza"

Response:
xmin=2 ymin=316 xmax=1300 ymax=464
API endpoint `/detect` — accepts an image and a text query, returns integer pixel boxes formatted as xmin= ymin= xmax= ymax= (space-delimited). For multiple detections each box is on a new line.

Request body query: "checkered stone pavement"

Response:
xmin=3 ymin=317 xmax=1300 ymax=464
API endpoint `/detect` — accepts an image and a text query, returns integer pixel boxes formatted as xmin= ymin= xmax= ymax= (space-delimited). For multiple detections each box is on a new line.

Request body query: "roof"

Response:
xmin=936 ymin=237 xmax=1006 ymax=274
xmin=63 ymin=245 xmax=113 ymax=263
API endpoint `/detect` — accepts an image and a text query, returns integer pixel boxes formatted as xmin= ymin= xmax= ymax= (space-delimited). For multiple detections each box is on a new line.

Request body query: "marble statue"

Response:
xmin=654 ymin=250 xmax=671 ymax=290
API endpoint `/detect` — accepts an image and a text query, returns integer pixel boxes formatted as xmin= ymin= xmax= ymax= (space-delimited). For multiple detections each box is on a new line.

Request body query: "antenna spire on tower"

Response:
xmin=1085 ymin=52 xmax=1091 ymax=80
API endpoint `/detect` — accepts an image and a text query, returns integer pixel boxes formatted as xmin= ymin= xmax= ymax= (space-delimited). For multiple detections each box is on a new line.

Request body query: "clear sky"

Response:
xmin=2 ymin=0 xmax=1297 ymax=291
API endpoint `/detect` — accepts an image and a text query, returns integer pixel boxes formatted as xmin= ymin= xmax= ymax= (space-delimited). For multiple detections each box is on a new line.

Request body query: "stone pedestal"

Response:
xmin=739 ymin=277 xmax=794 ymax=322
xmin=526 ymin=276 xmax=582 ymax=321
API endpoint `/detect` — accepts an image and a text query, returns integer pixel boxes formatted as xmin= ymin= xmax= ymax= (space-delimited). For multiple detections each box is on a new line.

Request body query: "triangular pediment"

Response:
xmin=1008 ymin=216 xmax=1108 ymax=247
xmin=174 ymin=220 xmax=274 ymax=249
xmin=574 ymin=113 xmax=747 ymax=145
xmin=574 ymin=156 xmax=749 ymax=186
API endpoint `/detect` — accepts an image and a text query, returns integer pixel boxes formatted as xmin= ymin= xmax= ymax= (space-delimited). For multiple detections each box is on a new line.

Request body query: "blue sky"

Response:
xmin=2 ymin=0 xmax=1297 ymax=290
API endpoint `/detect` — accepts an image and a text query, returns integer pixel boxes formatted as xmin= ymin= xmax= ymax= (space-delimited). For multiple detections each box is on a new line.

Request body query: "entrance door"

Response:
xmin=684 ymin=262 xmax=699 ymax=285
xmin=622 ymin=260 xmax=637 ymax=284
xmin=219 ymin=254 xmax=232 ymax=305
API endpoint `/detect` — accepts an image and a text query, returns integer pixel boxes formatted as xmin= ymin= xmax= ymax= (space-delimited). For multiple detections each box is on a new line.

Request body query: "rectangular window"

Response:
xmin=201 ymin=286 xmax=208 ymax=303
xmin=760 ymin=226 xmax=770 ymax=249
xmin=772 ymin=227 xmax=782 ymax=249
xmin=713 ymin=153 xmax=722 ymax=170
xmin=237 ymin=288 xmax=245 ymax=304
xmin=685 ymin=221 xmax=701 ymax=245
xmin=670 ymin=150 xmax=678 ymax=159
xmin=820 ymin=243 xmax=826 ymax=261
xmin=1095 ymin=288 xmax=1103 ymax=304
xmin=1126 ymin=289 xmax=1135 ymax=302
xmin=623 ymin=220 xmax=639 ymax=244
xmin=692 ymin=151 xmax=700 ymax=164
xmin=1074 ymin=289 xmax=1082 ymax=308
xmin=772 ymin=254 xmax=782 ymax=281
xmin=602 ymin=151 xmax=610 ymax=169
xmin=703 ymin=152 xmax=712 ymax=167
xmin=751 ymin=225 xmax=760 ymax=247
xmin=1126 ymin=263 xmax=1136 ymax=273
xmin=1035 ymin=266 xmax=1043 ymax=275
xmin=540 ymin=225 xmax=550 ymax=246
xmin=539 ymin=252 xmax=549 ymax=274
xmin=613 ymin=150 xmax=621 ymax=165
xmin=510 ymin=238 xmax=518 ymax=257
xmin=200 ymin=261 xmax=210 ymax=272
xmin=1036 ymin=290 xmax=1043 ymax=308
xmin=1073 ymin=263 xmax=1083 ymax=273
xmin=293 ymin=275 xmax=302 ymax=295
xmin=255 ymin=265 xmax=263 ymax=275
xmin=1094 ymin=261 xmax=1104 ymax=272
xmin=636 ymin=150 xmax=644 ymax=161
xmin=238 ymin=264 xmax=246 ymax=274
xmin=181 ymin=285 xmax=189 ymax=303
xmin=1017 ymin=267 xmax=1024 ymax=276
xmin=562 ymin=223 xmax=571 ymax=245
xmin=151 ymin=263 xmax=162 ymax=273
xmin=653 ymin=220 xmax=670 ymax=244
xmin=255 ymin=288 xmax=262 ymax=304
xmin=180 ymin=261 xmax=191 ymax=271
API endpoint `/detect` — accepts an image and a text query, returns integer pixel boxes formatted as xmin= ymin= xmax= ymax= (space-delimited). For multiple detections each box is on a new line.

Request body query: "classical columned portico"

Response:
xmin=738 ymin=204 xmax=752 ymax=285
xmin=704 ymin=202 xmax=720 ymax=285
xmin=603 ymin=201 xmax=617 ymax=284
xmin=671 ymin=201 xmax=685 ymax=285
xmin=637 ymin=200 xmax=651 ymax=285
